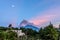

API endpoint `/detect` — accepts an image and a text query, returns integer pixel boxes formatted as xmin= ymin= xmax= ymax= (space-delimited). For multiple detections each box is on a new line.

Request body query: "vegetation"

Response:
xmin=0 ymin=23 xmax=60 ymax=40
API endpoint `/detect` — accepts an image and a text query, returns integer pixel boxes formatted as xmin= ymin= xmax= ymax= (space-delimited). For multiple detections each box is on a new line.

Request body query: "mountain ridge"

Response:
xmin=19 ymin=20 xmax=39 ymax=31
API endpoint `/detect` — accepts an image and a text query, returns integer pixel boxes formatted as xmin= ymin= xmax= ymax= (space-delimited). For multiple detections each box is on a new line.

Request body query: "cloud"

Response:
xmin=29 ymin=14 xmax=56 ymax=26
xmin=29 ymin=6 xmax=60 ymax=28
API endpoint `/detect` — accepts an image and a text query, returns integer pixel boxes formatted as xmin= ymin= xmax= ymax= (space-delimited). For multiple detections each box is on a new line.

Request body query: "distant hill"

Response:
xmin=19 ymin=20 xmax=29 ymax=27
xmin=19 ymin=20 xmax=39 ymax=31
xmin=24 ymin=24 xmax=39 ymax=31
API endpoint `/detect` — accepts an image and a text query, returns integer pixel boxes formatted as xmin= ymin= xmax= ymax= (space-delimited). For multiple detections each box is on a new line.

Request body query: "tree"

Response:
xmin=39 ymin=28 xmax=45 ymax=40
xmin=0 ymin=30 xmax=18 ymax=40
xmin=6 ymin=31 xmax=17 ymax=40
xmin=0 ymin=31 xmax=4 ymax=40
xmin=39 ymin=23 xmax=58 ymax=40
xmin=20 ymin=27 xmax=38 ymax=40
xmin=8 ymin=24 xmax=12 ymax=28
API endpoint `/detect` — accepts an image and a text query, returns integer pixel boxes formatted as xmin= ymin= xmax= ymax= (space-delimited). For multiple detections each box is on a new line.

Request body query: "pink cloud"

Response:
xmin=29 ymin=6 xmax=60 ymax=28
xmin=29 ymin=14 xmax=56 ymax=26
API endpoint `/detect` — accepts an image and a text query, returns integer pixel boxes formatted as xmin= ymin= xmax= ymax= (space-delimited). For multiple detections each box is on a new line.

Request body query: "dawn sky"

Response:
xmin=0 ymin=0 xmax=60 ymax=28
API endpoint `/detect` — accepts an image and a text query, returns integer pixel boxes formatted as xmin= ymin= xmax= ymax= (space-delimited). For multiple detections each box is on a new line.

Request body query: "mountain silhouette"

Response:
xmin=19 ymin=20 xmax=39 ymax=31
xmin=24 ymin=24 xmax=39 ymax=31
xmin=19 ymin=20 xmax=28 ymax=27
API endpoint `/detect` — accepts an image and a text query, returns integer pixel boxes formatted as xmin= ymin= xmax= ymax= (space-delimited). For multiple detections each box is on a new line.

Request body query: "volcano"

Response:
xmin=19 ymin=20 xmax=39 ymax=31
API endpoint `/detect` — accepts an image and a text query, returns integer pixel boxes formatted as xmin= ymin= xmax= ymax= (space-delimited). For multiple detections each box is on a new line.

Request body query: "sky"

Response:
xmin=0 ymin=0 xmax=60 ymax=28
